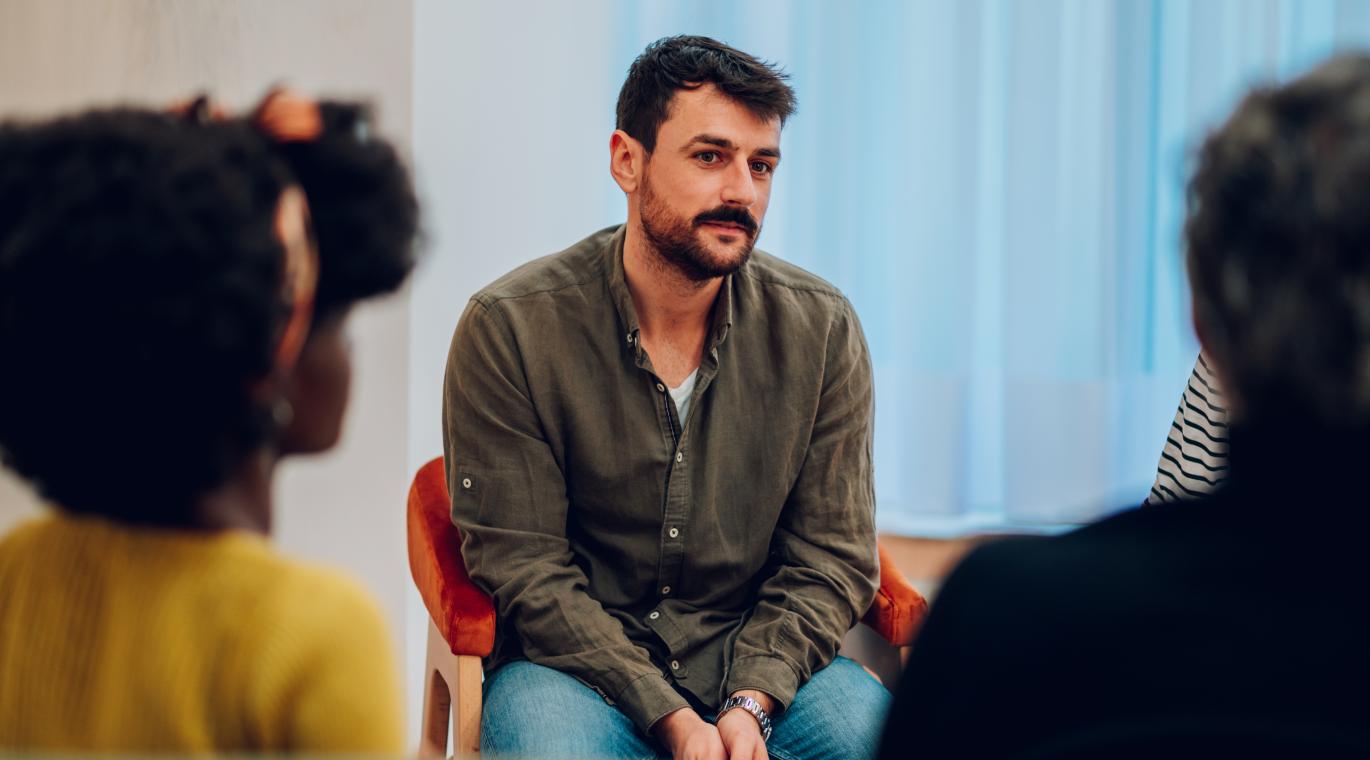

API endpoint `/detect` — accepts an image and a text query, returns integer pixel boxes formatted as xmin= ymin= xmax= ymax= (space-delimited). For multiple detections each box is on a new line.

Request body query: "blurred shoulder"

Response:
xmin=249 ymin=551 xmax=391 ymax=635
xmin=937 ymin=500 xmax=1214 ymax=619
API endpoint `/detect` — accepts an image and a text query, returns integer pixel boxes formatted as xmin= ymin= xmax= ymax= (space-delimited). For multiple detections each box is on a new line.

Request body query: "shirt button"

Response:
xmin=461 ymin=478 xmax=472 ymax=489
xmin=668 ymin=527 xmax=680 ymax=539
xmin=670 ymin=660 xmax=681 ymax=671
xmin=656 ymin=382 xmax=666 ymax=393
xmin=675 ymin=452 xmax=683 ymax=463
xmin=649 ymin=610 xmax=660 ymax=620
xmin=661 ymin=586 xmax=671 ymax=595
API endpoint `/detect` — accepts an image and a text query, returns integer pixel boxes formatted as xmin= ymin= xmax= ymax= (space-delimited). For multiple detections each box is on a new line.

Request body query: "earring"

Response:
xmin=272 ymin=399 xmax=295 ymax=428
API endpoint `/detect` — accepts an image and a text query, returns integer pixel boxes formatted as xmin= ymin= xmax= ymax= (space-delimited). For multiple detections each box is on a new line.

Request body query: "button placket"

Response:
xmin=657 ymin=365 xmax=707 ymax=654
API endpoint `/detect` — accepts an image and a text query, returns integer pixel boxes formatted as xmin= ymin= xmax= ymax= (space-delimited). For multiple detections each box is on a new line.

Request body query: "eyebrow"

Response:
xmin=685 ymin=133 xmax=781 ymax=160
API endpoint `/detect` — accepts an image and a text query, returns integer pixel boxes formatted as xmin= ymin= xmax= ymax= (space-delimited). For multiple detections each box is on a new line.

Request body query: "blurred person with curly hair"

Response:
xmin=0 ymin=91 xmax=419 ymax=753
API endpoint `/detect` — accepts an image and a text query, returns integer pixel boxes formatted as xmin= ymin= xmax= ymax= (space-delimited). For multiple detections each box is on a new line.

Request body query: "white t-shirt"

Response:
xmin=670 ymin=369 xmax=699 ymax=424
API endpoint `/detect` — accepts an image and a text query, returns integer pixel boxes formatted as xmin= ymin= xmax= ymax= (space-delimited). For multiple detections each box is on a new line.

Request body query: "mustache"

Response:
xmin=693 ymin=206 xmax=758 ymax=236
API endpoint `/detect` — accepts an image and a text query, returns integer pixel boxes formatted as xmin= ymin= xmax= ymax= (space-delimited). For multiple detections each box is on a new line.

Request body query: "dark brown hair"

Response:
xmin=615 ymin=35 xmax=796 ymax=152
xmin=1186 ymin=54 xmax=1370 ymax=425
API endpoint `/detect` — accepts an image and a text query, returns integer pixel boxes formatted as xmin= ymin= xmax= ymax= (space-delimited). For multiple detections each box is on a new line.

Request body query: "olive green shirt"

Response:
xmin=442 ymin=225 xmax=878 ymax=733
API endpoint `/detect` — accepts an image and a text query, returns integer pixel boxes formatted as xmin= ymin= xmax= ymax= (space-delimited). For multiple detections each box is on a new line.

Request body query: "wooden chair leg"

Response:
xmin=420 ymin=665 xmax=452 ymax=758
xmin=418 ymin=619 xmax=485 ymax=757
xmin=419 ymin=621 xmax=454 ymax=758
xmin=453 ymin=654 xmax=483 ymax=756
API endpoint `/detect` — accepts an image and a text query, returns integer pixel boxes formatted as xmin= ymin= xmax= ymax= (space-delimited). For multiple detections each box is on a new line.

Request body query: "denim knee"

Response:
xmin=767 ymin=656 xmax=891 ymax=760
xmin=481 ymin=660 xmax=661 ymax=760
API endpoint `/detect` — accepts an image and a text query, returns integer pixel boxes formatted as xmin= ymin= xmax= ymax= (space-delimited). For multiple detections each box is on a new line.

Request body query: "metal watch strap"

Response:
xmin=718 ymin=694 xmax=773 ymax=742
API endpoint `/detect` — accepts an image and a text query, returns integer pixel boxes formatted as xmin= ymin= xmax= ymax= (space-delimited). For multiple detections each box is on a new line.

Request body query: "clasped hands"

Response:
xmin=654 ymin=690 xmax=774 ymax=760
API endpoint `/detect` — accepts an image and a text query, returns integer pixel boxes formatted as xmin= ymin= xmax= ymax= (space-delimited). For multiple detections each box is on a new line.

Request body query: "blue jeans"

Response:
xmin=481 ymin=656 xmax=890 ymax=759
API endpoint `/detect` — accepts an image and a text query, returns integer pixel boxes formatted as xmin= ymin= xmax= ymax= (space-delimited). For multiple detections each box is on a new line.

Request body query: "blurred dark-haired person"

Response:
xmin=880 ymin=55 xmax=1370 ymax=759
xmin=444 ymin=35 xmax=884 ymax=760
xmin=0 ymin=91 xmax=419 ymax=753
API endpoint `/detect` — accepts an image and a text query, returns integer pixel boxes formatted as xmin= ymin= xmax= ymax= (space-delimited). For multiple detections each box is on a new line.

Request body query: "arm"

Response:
xmin=443 ymin=298 xmax=689 ymax=733
xmin=723 ymin=298 xmax=880 ymax=710
xmin=1147 ymin=352 xmax=1230 ymax=505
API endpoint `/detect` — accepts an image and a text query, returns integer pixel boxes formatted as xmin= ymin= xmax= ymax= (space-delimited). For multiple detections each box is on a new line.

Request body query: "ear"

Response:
xmin=609 ymin=130 xmax=645 ymax=194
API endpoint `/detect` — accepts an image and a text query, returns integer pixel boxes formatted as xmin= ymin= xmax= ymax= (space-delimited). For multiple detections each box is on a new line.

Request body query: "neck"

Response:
xmin=189 ymin=449 xmax=276 ymax=535
xmin=622 ymin=215 xmax=721 ymax=338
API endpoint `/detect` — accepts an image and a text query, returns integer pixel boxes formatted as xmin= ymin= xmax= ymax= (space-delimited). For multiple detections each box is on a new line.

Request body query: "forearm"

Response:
xmin=455 ymin=517 xmax=689 ymax=730
xmin=725 ymin=548 xmax=877 ymax=708
xmin=725 ymin=296 xmax=879 ymax=706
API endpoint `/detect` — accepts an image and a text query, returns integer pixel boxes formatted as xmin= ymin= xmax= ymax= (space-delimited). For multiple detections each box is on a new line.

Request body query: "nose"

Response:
xmin=720 ymin=160 xmax=758 ymax=208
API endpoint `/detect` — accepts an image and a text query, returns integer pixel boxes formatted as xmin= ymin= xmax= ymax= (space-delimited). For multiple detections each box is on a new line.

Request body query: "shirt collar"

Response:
xmin=606 ymin=225 xmax=642 ymax=351
xmin=605 ymin=224 xmax=737 ymax=359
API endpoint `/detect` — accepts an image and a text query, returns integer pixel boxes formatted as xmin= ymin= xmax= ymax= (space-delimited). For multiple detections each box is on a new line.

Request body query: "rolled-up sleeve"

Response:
xmin=442 ymin=298 xmax=689 ymax=731
xmin=724 ymin=297 xmax=880 ymax=709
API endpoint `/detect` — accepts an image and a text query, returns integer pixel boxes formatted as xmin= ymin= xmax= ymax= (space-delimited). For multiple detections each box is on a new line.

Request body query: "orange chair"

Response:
xmin=408 ymin=455 xmax=928 ymax=757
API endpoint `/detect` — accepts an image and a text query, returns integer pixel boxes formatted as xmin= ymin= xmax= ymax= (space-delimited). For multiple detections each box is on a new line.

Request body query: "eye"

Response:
xmin=696 ymin=151 xmax=720 ymax=164
xmin=750 ymin=161 xmax=773 ymax=175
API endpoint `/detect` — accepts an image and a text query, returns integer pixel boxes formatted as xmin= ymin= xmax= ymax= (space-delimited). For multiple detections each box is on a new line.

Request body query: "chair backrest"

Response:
xmin=406 ymin=456 xmax=496 ymax=657
xmin=863 ymin=545 xmax=928 ymax=647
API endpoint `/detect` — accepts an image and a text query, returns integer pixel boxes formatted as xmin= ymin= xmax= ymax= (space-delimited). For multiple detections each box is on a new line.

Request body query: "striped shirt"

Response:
xmin=1148 ymin=353 xmax=1230 ymax=503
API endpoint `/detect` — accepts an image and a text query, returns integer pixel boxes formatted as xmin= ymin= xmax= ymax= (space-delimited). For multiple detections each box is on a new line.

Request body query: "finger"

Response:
xmin=710 ymin=732 xmax=729 ymax=760
xmin=727 ymin=735 xmax=759 ymax=760
xmin=741 ymin=736 xmax=765 ymax=760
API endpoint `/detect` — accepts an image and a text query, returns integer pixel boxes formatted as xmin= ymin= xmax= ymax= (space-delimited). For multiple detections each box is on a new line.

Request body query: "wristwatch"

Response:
xmin=717 ymin=694 xmax=773 ymax=742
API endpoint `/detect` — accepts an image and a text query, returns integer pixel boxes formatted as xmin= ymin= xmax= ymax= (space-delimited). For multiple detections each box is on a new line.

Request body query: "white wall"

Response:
xmin=405 ymin=3 xmax=628 ymax=739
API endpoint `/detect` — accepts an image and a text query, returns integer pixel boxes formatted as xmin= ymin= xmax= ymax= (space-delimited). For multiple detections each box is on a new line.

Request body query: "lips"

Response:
xmin=702 ymin=221 xmax=749 ymax=234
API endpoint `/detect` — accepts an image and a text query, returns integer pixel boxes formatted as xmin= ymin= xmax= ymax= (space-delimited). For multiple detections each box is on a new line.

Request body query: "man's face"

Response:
xmin=637 ymin=84 xmax=782 ymax=281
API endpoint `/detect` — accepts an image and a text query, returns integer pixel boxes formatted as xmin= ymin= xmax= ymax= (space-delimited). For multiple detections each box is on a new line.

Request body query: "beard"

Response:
xmin=638 ymin=172 xmax=760 ymax=282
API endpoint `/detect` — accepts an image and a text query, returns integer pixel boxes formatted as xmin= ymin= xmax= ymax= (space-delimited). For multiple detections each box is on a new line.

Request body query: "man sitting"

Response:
xmin=443 ymin=35 xmax=887 ymax=760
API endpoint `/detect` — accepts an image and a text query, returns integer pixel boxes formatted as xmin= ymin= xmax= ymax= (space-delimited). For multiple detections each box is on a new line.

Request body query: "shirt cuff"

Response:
xmin=724 ymin=655 xmax=801 ymax=713
xmin=617 ymin=671 xmax=691 ymax=734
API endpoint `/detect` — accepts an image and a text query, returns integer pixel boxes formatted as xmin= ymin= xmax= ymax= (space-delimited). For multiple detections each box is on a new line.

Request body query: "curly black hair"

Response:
xmin=270 ymin=100 xmax=419 ymax=319
xmin=616 ymin=35 xmax=796 ymax=153
xmin=0 ymin=100 xmax=418 ymax=523
xmin=1186 ymin=55 xmax=1370 ymax=427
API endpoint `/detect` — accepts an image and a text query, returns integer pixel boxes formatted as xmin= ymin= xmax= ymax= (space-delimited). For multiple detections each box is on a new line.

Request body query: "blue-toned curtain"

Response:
xmin=594 ymin=0 xmax=1370 ymax=534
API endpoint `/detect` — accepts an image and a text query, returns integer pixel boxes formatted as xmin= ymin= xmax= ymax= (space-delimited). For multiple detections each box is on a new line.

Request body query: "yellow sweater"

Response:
xmin=0 ymin=513 xmax=403 ymax=754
